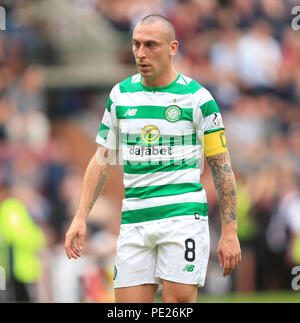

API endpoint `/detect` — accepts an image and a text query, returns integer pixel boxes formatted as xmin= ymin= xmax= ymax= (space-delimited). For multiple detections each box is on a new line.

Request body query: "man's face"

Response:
xmin=132 ymin=22 xmax=177 ymax=81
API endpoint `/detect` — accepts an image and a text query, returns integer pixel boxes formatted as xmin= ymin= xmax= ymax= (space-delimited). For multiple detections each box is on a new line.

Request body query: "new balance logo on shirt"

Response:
xmin=124 ymin=108 xmax=138 ymax=117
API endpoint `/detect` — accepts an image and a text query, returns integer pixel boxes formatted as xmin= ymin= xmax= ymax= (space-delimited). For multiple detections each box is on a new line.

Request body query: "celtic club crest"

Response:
xmin=164 ymin=105 xmax=182 ymax=122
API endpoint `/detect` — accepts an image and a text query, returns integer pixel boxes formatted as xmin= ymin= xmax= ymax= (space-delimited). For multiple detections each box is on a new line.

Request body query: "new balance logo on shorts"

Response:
xmin=182 ymin=265 xmax=195 ymax=272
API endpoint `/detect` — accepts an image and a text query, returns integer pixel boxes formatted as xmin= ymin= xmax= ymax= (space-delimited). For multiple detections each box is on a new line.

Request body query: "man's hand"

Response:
xmin=217 ymin=232 xmax=241 ymax=277
xmin=64 ymin=146 xmax=111 ymax=260
xmin=207 ymin=151 xmax=241 ymax=277
xmin=65 ymin=217 xmax=86 ymax=259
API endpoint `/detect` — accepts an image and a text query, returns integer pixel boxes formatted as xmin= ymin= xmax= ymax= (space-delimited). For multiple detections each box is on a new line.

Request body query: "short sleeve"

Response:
xmin=95 ymin=86 xmax=119 ymax=150
xmin=193 ymin=87 xmax=225 ymax=135
xmin=193 ymin=87 xmax=227 ymax=156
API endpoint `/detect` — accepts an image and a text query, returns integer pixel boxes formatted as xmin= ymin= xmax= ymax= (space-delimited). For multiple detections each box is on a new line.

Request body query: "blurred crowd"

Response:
xmin=0 ymin=0 xmax=300 ymax=302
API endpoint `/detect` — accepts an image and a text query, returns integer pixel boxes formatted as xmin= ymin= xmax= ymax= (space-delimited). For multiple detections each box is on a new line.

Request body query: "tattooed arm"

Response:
xmin=65 ymin=145 xmax=112 ymax=259
xmin=207 ymin=151 xmax=241 ymax=276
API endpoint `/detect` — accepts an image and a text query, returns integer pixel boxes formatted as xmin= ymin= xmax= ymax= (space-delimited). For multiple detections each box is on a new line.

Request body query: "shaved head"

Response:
xmin=137 ymin=14 xmax=176 ymax=42
xmin=132 ymin=14 xmax=179 ymax=87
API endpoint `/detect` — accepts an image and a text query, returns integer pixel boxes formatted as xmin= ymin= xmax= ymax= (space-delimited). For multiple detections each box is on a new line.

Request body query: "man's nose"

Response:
xmin=136 ymin=45 xmax=146 ymax=59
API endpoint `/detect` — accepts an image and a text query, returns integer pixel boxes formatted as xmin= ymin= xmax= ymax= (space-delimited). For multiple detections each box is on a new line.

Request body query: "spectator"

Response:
xmin=237 ymin=21 xmax=282 ymax=89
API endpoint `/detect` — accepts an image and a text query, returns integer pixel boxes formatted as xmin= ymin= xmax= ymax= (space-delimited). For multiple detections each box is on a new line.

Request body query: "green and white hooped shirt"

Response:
xmin=96 ymin=73 xmax=224 ymax=225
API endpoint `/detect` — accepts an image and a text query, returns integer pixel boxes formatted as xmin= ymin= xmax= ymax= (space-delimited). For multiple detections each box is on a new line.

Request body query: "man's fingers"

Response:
xmin=223 ymin=258 xmax=233 ymax=276
xmin=224 ymin=254 xmax=231 ymax=271
xmin=68 ymin=243 xmax=80 ymax=259
xmin=222 ymin=253 xmax=242 ymax=276
xmin=65 ymin=233 xmax=82 ymax=259
xmin=72 ymin=237 xmax=80 ymax=252
xmin=71 ymin=245 xmax=81 ymax=257
xmin=223 ymin=267 xmax=233 ymax=277
xmin=222 ymin=254 xmax=235 ymax=276
xmin=65 ymin=218 xmax=86 ymax=260
xmin=218 ymin=250 xmax=224 ymax=268
xmin=65 ymin=235 xmax=73 ymax=259
xmin=71 ymin=248 xmax=80 ymax=259
xmin=78 ymin=235 xmax=85 ymax=250
xmin=71 ymin=235 xmax=84 ymax=258
xmin=230 ymin=254 xmax=236 ymax=270
xmin=232 ymin=251 xmax=241 ymax=269
xmin=218 ymin=234 xmax=242 ymax=277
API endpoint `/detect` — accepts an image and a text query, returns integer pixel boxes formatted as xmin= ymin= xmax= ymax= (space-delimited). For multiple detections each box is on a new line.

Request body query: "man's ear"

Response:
xmin=170 ymin=40 xmax=179 ymax=57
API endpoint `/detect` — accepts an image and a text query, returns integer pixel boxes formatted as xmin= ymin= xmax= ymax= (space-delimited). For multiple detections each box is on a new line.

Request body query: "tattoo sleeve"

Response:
xmin=88 ymin=169 xmax=108 ymax=211
xmin=207 ymin=151 xmax=237 ymax=224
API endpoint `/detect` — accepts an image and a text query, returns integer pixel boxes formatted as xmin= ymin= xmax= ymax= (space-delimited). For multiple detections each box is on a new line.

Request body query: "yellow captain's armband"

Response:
xmin=204 ymin=129 xmax=227 ymax=157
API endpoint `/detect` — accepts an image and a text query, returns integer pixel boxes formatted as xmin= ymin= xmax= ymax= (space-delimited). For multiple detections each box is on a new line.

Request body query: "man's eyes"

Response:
xmin=145 ymin=42 xmax=157 ymax=47
xmin=133 ymin=42 xmax=158 ymax=47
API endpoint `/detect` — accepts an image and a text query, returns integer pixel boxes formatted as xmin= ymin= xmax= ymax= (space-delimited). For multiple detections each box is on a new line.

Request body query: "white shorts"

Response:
xmin=113 ymin=216 xmax=210 ymax=288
